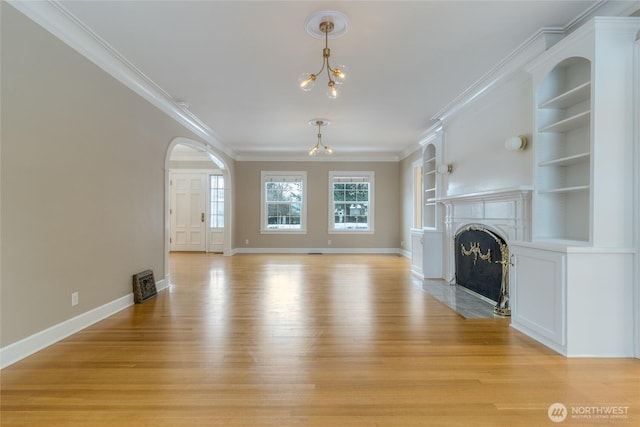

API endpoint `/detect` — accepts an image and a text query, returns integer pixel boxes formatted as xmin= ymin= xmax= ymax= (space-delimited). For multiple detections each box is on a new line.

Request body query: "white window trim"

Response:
xmin=260 ymin=171 xmax=307 ymax=234
xmin=209 ymin=174 xmax=224 ymax=229
xmin=328 ymin=171 xmax=375 ymax=234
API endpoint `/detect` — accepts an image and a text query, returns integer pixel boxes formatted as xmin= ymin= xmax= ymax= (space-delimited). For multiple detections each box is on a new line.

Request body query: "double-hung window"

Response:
xmin=329 ymin=171 xmax=374 ymax=233
xmin=261 ymin=171 xmax=307 ymax=233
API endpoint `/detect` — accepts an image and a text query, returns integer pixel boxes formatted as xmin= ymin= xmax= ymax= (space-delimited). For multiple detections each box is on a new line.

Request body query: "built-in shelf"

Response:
xmin=538 ymin=185 xmax=589 ymax=194
xmin=539 ymin=81 xmax=591 ymax=109
xmin=519 ymin=18 xmax=639 ymax=358
xmin=538 ymin=152 xmax=590 ymax=167
xmin=423 ymin=145 xmax=437 ymax=230
xmin=533 ymin=56 xmax=592 ymax=245
xmin=539 ymin=110 xmax=590 ymax=133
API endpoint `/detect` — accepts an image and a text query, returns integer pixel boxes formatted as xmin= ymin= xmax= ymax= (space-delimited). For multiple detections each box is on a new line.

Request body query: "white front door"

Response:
xmin=170 ymin=173 xmax=207 ymax=251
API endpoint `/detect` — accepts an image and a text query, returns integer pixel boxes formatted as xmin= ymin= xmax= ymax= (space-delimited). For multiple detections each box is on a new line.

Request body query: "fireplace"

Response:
xmin=454 ymin=224 xmax=510 ymax=316
xmin=429 ymin=187 xmax=532 ymax=315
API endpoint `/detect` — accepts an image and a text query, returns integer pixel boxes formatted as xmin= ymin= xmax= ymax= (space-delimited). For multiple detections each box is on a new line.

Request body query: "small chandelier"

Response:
xmin=298 ymin=11 xmax=349 ymax=99
xmin=308 ymin=119 xmax=333 ymax=156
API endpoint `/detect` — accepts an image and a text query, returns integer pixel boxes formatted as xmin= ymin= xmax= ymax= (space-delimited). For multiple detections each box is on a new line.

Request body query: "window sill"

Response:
xmin=328 ymin=229 xmax=374 ymax=235
xmin=260 ymin=229 xmax=307 ymax=235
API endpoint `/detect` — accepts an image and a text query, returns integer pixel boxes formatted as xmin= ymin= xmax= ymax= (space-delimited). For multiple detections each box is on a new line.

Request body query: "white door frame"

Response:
xmin=163 ymin=138 xmax=233 ymax=283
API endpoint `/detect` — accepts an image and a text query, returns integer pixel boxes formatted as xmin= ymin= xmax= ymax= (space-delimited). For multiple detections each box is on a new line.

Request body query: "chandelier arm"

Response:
xmin=314 ymin=60 xmax=326 ymax=77
xmin=326 ymin=63 xmax=334 ymax=82
xmin=326 ymin=59 xmax=336 ymax=73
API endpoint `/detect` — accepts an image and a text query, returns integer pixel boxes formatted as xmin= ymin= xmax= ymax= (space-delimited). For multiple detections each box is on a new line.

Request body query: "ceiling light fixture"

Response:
xmin=299 ymin=11 xmax=349 ymax=99
xmin=308 ymin=119 xmax=333 ymax=156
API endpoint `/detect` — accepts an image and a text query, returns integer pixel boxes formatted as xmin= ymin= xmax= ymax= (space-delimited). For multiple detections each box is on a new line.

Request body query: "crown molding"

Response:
xmin=428 ymin=0 xmax=633 ymax=126
xmin=431 ymin=27 xmax=563 ymax=125
xmin=562 ymin=0 xmax=611 ymax=34
xmin=7 ymin=0 xmax=236 ymax=159
xmin=234 ymin=151 xmax=400 ymax=163
xmin=399 ymin=121 xmax=444 ymax=160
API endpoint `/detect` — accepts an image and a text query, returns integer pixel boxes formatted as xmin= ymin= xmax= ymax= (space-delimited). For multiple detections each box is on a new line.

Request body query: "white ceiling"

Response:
xmin=52 ymin=1 xmax=633 ymax=161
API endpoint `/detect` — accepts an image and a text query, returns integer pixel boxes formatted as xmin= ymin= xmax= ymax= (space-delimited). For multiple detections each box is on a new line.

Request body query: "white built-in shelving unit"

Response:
xmin=421 ymin=132 xmax=444 ymax=278
xmin=423 ymin=145 xmax=437 ymax=229
xmin=533 ymin=57 xmax=591 ymax=243
xmin=511 ymin=17 xmax=640 ymax=357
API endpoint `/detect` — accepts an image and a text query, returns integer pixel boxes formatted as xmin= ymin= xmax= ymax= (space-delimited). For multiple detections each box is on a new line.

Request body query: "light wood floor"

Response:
xmin=1 ymin=253 xmax=638 ymax=426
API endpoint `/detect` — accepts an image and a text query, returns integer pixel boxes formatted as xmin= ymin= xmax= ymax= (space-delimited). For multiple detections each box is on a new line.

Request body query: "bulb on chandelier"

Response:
xmin=332 ymin=65 xmax=348 ymax=84
xmin=327 ymin=81 xmax=338 ymax=99
xmin=299 ymin=14 xmax=348 ymax=99
xmin=298 ymin=73 xmax=316 ymax=92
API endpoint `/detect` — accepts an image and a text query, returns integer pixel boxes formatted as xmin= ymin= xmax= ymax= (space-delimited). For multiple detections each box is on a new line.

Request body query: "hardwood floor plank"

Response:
xmin=1 ymin=253 xmax=638 ymax=426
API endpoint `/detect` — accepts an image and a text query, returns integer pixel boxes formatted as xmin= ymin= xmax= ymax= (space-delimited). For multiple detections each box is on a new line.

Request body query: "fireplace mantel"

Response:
xmin=433 ymin=186 xmax=532 ymax=241
xmin=431 ymin=186 xmax=533 ymax=282
xmin=431 ymin=186 xmax=533 ymax=204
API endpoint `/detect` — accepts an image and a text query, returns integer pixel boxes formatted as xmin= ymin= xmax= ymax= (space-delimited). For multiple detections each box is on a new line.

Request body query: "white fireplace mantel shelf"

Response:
xmin=434 ymin=186 xmax=533 ymax=260
xmin=421 ymin=185 xmax=533 ymax=285
xmin=429 ymin=186 xmax=533 ymax=204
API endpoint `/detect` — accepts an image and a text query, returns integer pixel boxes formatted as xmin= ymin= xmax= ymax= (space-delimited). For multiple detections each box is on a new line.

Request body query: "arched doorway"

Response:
xmin=163 ymin=137 xmax=233 ymax=278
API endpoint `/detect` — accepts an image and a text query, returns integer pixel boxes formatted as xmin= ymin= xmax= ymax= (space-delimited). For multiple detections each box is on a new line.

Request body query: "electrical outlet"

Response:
xmin=71 ymin=292 xmax=79 ymax=306
xmin=328 ymin=239 xmax=332 ymax=245
xmin=245 ymin=239 xmax=249 ymax=245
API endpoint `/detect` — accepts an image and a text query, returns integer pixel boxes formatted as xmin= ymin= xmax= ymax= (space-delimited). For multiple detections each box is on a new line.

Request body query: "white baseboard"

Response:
xmin=411 ymin=267 xmax=424 ymax=278
xmin=157 ymin=277 xmax=169 ymax=292
xmin=234 ymin=247 xmax=403 ymax=255
xmin=0 ymin=279 xmax=165 ymax=369
xmin=510 ymin=321 xmax=566 ymax=357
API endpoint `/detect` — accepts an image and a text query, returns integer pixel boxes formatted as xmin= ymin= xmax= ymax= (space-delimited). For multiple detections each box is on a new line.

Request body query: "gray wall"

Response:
xmin=0 ymin=4 xmax=202 ymax=347
xmin=234 ymin=161 xmax=400 ymax=250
